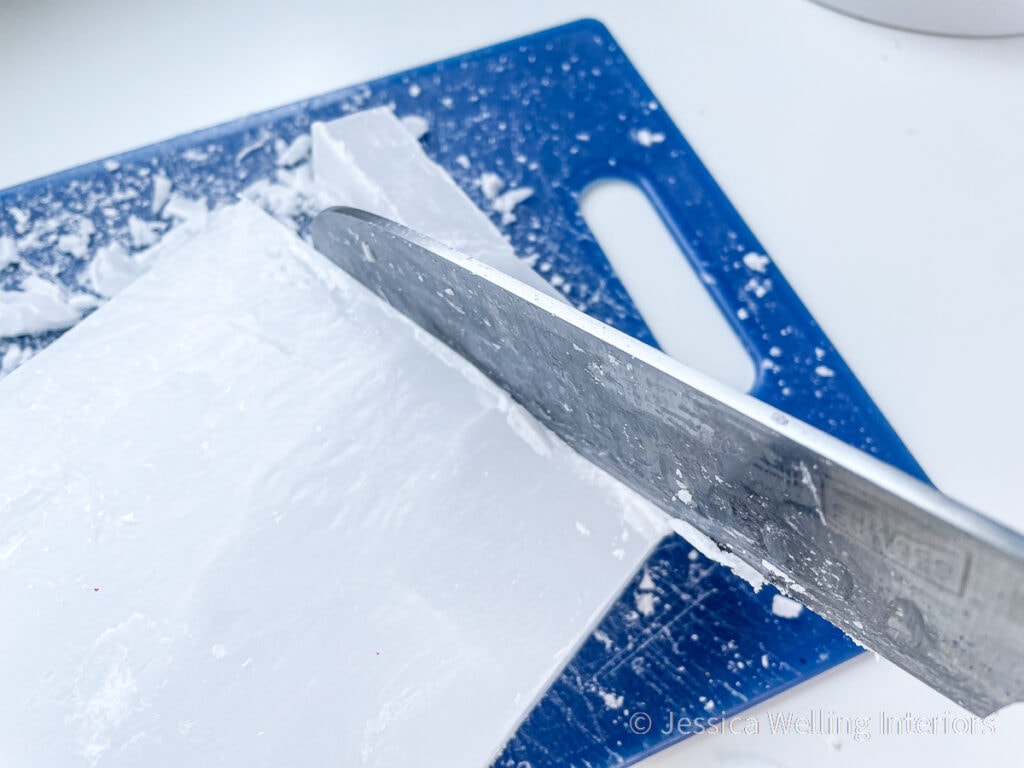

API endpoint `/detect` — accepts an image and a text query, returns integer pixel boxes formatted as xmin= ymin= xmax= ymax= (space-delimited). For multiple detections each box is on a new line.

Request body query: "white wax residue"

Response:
xmin=669 ymin=517 xmax=765 ymax=592
xmin=635 ymin=591 xmax=657 ymax=617
xmin=478 ymin=171 xmax=505 ymax=200
xmin=742 ymin=252 xmax=770 ymax=273
xmin=0 ymin=201 xmax=668 ymax=768
xmin=598 ymin=690 xmax=624 ymax=710
xmin=760 ymin=558 xmax=808 ymax=596
xmin=276 ymin=134 xmax=312 ymax=168
xmin=0 ymin=235 xmax=17 ymax=269
xmin=55 ymin=233 xmax=90 ymax=258
xmin=127 ymin=214 xmax=163 ymax=248
xmin=0 ymin=273 xmax=90 ymax=337
xmin=633 ymin=128 xmax=666 ymax=147
xmin=771 ymin=594 xmax=805 ymax=619
xmin=54 ymin=216 xmax=96 ymax=258
xmin=639 ymin=568 xmax=656 ymax=591
xmin=241 ymin=164 xmax=319 ymax=229
xmin=491 ymin=185 xmax=533 ymax=225
xmin=151 ymin=173 xmax=172 ymax=214
xmin=87 ymin=242 xmax=147 ymax=298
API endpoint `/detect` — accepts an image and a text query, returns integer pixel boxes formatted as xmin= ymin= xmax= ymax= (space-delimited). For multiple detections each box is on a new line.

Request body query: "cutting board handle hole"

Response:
xmin=580 ymin=178 xmax=755 ymax=392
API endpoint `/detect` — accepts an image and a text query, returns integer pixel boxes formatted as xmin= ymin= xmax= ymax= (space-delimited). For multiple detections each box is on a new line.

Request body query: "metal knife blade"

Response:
xmin=311 ymin=206 xmax=1024 ymax=716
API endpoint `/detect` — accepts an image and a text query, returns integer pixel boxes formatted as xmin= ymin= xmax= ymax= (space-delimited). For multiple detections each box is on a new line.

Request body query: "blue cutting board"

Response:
xmin=0 ymin=18 xmax=927 ymax=767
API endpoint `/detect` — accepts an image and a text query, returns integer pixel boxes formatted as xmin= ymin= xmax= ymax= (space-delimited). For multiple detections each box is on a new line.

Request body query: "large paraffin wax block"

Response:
xmin=0 ymin=201 xmax=667 ymax=767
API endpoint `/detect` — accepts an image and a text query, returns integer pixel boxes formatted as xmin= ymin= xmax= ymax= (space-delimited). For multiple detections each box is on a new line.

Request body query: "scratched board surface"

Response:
xmin=0 ymin=19 xmax=926 ymax=767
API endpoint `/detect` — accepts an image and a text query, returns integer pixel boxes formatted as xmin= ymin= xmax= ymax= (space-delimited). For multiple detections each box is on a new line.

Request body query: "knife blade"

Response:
xmin=311 ymin=205 xmax=1024 ymax=717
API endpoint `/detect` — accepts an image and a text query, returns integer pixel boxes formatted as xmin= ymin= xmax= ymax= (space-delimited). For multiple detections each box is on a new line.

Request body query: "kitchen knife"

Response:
xmin=311 ymin=206 xmax=1024 ymax=717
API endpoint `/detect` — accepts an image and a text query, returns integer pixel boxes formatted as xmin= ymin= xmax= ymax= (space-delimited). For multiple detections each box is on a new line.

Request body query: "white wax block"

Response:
xmin=0 ymin=201 xmax=667 ymax=767
xmin=311 ymin=107 xmax=563 ymax=301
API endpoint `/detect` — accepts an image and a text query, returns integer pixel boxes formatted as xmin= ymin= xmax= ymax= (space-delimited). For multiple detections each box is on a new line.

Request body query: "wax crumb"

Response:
xmin=593 ymin=629 xmax=614 ymax=651
xmin=276 ymin=135 xmax=312 ymax=168
xmin=8 ymin=206 xmax=30 ymax=234
xmin=771 ymin=593 xmax=804 ymax=619
xmin=638 ymin=569 xmax=655 ymax=591
xmin=1 ymin=236 xmax=20 ymax=269
xmin=598 ymin=690 xmax=624 ymax=709
xmin=635 ymin=591 xmax=656 ymax=617
xmin=236 ymin=131 xmax=271 ymax=164
xmin=55 ymin=217 xmax=96 ymax=258
xmin=742 ymin=252 xmax=770 ymax=273
xmin=240 ymin=165 xmax=316 ymax=230
xmin=492 ymin=186 xmax=534 ymax=225
xmin=745 ymin=277 xmax=771 ymax=299
xmin=56 ymin=233 xmax=89 ymax=258
xmin=0 ymin=274 xmax=86 ymax=337
xmin=633 ymin=128 xmax=665 ymax=147
xmin=477 ymin=172 xmax=505 ymax=200
xmin=128 ymin=215 xmax=162 ymax=248
xmin=182 ymin=147 xmax=209 ymax=163
xmin=815 ymin=365 xmax=835 ymax=378
xmin=151 ymin=174 xmax=173 ymax=214
xmin=87 ymin=242 xmax=145 ymax=298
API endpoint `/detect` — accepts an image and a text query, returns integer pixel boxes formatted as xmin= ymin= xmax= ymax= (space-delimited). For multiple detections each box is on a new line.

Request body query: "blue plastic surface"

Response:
xmin=0 ymin=19 xmax=928 ymax=768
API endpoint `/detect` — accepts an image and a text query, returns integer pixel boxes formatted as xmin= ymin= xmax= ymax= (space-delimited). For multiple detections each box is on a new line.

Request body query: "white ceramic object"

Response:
xmin=814 ymin=0 xmax=1024 ymax=36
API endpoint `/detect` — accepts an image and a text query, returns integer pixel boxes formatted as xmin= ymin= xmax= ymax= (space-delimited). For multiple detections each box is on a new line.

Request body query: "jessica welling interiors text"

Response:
xmin=626 ymin=708 xmax=998 ymax=742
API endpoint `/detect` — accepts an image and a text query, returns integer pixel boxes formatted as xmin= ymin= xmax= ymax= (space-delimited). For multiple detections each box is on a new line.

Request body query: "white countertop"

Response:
xmin=2 ymin=0 xmax=1022 ymax=765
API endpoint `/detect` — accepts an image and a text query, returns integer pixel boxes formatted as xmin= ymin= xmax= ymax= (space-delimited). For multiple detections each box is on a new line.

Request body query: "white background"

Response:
xmin=2 ymin=0 xmax=1022 ymax=765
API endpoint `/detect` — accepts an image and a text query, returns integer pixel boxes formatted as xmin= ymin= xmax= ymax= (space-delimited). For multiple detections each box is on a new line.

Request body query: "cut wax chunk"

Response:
xmin=0 ymin=201 xmax=668 ymax=767
xmin=311 ymin=107 xmax=563 ymax=301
